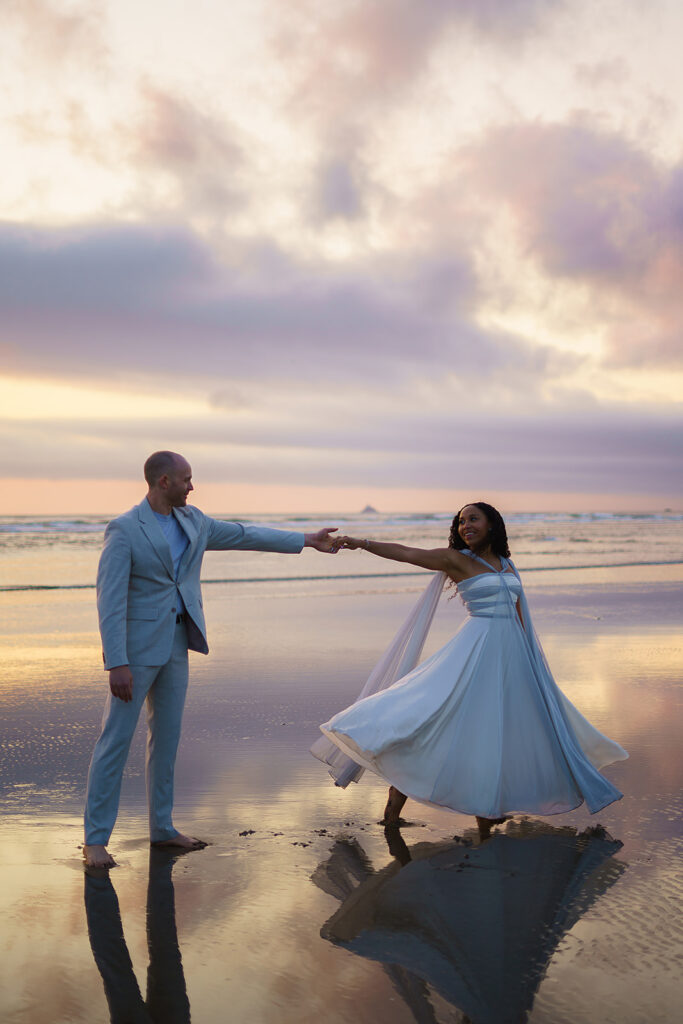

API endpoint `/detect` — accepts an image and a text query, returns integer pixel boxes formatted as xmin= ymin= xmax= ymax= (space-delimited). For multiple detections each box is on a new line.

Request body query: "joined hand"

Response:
xmin=304 ymin=527 xmax=340 ymax=552
xmin=330 ymin=535 xmax=363 ymax=552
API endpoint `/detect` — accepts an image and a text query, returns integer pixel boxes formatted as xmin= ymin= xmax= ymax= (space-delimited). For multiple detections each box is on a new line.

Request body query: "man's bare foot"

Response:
xmin=381 ymin=786 xmax=408 ymax=826
xmin=83 ymin=844 xmax=116 ymax=869
xmin=150 ymin=832 xmax=207 ymax=851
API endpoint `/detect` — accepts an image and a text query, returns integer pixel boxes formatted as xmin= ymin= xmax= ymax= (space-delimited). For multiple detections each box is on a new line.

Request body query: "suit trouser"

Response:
xmin=84 ymin=621 xmax=189 ymax=846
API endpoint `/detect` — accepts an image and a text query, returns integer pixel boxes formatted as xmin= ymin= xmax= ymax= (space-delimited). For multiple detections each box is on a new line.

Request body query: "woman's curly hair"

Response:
xmin=449 ymin=501 xmax=510 ymax=558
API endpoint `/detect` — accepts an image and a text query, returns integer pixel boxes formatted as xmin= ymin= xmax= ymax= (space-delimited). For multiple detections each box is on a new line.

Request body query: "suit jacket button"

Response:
xmin=171 ymin=607 xmax=176 ymax=612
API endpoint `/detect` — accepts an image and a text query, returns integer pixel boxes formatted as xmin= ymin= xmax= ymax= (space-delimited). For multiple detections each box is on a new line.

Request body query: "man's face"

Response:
xmin=165 ymin=459 xmax=194 ymax=507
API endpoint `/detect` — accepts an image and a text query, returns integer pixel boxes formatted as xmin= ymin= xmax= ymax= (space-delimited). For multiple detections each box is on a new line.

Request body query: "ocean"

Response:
xmin=2 ymin=509 xmax=682 ymax=591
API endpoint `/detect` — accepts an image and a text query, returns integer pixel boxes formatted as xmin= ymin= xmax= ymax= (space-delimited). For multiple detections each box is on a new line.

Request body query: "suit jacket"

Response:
xmin=97 ymin=498 xmax=304 ymax=669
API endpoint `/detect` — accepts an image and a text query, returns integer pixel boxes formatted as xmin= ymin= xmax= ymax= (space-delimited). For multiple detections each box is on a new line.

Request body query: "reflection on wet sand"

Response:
xmin=313 ymin=819 xmax=626 ymax=1024
xmin=1 ymin=575 xmax=679 ymax=1023
xmin=84 ymin=849 xmax=190 ymax=1024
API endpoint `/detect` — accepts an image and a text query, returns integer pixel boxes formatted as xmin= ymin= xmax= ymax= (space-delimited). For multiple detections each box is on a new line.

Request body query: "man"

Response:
xmin=84 ymin=451 xmax=337 ymax=869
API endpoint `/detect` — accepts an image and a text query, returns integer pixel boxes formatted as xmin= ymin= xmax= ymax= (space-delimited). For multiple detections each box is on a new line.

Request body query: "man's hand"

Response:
xmin=303 ymin=527 xmax=339 ymax=552
xmin=109 ymin=665 xmax=133 ymax=702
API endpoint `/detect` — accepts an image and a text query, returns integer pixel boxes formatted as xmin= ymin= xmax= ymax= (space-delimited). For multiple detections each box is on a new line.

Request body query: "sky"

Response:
xmin=1 ymin=0 xmax=681 ymax=515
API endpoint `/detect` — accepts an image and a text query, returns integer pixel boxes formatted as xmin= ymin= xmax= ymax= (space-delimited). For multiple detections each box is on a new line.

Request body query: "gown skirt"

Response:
xmin=319 ymin=565 xmax=628 ymax=818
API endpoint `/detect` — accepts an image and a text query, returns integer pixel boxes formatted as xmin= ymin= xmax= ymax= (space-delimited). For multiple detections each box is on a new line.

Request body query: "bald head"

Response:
xmin=144 ymin=451 xmax=185 ymax=487
xmin=144 ymin=451 xmax=194 ymax=514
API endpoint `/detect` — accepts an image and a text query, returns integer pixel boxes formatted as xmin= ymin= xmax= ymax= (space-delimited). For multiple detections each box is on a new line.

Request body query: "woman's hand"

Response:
xmin=334 ymin=535 xmax=365 ymax=550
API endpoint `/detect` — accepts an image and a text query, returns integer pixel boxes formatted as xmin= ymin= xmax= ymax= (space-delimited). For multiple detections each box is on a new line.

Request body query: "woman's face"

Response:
xmin=457 ymin=504 xmax=490 ymax=549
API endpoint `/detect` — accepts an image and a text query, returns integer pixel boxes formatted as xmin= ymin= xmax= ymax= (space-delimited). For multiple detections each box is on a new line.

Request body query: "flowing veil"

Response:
xmin=310 ymin=572 xmax=446 ymax=787
xmin=507 ymin=559 xmax=628 ymax=779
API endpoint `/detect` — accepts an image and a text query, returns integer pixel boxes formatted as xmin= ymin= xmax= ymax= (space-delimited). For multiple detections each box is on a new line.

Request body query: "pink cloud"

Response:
xmin=278 ymin=0 xmax=561 ymax=111
xmin=126 ymin=84 xmax=245 ymax=217
xmin=135 ymin=84 xmax=241 ymax=169
xmin=467 ymin=120 xmax=683 ymax=367
xmin=2 ymin=0 xmax=108 ymax=71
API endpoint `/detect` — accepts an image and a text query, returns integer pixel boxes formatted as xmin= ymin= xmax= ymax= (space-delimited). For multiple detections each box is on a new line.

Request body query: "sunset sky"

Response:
xmin=1 ymin=0 xmax=681 ymax=514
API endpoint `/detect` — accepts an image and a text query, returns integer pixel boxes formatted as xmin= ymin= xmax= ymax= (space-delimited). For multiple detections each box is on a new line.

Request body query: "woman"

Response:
xmin=316 ymin=503 xmax=628 ymax=833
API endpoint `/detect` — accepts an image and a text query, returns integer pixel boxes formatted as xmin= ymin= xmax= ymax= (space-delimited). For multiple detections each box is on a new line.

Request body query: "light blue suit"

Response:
xmin=85 ymin=498 xmax=304 ymax=845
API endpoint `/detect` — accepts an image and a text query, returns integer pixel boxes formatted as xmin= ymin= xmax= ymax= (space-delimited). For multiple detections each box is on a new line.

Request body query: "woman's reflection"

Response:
xmin=313 ymin=819 xmax=625 ymax=1024
xmin=84 ymin=848 xmax=191 ymax=1024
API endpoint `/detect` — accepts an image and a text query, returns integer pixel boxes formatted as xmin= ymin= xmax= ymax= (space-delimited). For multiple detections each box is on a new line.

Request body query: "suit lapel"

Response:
xmin=138 ymin=499 xmax=174 ymax=580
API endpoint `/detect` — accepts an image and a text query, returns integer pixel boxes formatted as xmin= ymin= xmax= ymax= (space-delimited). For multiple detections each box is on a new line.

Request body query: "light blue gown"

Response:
xmin=318 ymin=554 xmax=628 ymax=817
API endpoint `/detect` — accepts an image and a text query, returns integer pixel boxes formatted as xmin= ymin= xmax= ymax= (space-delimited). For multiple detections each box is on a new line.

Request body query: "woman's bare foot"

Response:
xmin=475 ymin=815 xmax=509 ymax=840
xmin=381 ymin=786 xmax=408 ymax=826
xmin=83 ymin=844 xmax=116 ymax=869
xmin=150 ymin=832 xmax=207 ymax=851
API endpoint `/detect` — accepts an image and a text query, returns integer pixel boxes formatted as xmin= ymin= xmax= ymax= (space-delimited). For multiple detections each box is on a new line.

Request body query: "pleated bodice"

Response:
xmin=457 ymin=571 xmax=522 ymax=619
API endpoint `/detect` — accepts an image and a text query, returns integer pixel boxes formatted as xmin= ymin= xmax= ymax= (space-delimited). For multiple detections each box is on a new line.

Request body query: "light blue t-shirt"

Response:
xmin=153 ymin=510 xmax=189 ymax=615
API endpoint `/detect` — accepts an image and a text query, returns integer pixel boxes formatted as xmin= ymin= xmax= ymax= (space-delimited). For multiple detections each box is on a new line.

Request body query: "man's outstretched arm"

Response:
xmin=206 ymin=517 xmax=338 ymax=553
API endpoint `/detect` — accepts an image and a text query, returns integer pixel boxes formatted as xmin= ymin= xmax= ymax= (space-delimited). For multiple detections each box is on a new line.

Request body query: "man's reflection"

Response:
xmin=313 ymin=819 xmax=625 ymax=1024
xmin=84 ymin=848 xmax=191 ymax=1024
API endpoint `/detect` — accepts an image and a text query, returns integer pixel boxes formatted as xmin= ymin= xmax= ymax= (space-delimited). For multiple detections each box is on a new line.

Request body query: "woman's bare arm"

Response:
xmin=338 ymin=535 xmax=466 ymax=576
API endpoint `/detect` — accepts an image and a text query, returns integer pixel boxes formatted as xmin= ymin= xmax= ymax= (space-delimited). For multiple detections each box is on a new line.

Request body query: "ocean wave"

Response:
xmin=0 ymin=519 xmax=108 ymax=533
xmin=1 ymin=509 xmax=681 ymax=535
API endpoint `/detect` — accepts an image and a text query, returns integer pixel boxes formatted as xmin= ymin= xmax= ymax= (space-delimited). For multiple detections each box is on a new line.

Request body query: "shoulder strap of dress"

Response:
xmin=466 ymin=550 xmax=507 ymax=572
xmin=465 ymin=550 xmax=490 ymax=569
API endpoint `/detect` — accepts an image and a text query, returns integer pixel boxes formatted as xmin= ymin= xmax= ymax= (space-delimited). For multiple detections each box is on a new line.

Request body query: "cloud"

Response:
xmin=1 ymin=406 xmax=679 ymax=496
xmin=574 ymin=58 xmax=630 ymax=89
xmin=0 ymin=220 xmax=574 ymax=397
xmin=126 ymin=84 xmax=246 ymax=218
xmin=0 ymin=220 xmax=212 ymax=307
xmin=466 ymin=119 xmax=683 ymax=367
xmin=273 ymin=0 xmax=564 ymax=223
xmin=311 ymin=156 xmax=365 ymax=222
xmin=1 ymin=0 xmax=109 ymax=72
xmin=3 ymin=10 xmax=247 ymax=225
xmin=278 ymin=0 xmax=561 ymax=114
xmin=1 ymin=1 xmax=112 ymax=166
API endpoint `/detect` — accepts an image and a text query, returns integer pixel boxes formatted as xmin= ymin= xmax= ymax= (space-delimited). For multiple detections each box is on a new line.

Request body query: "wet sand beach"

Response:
xmin=1 ymin=561 xmax=682 ymax=1023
